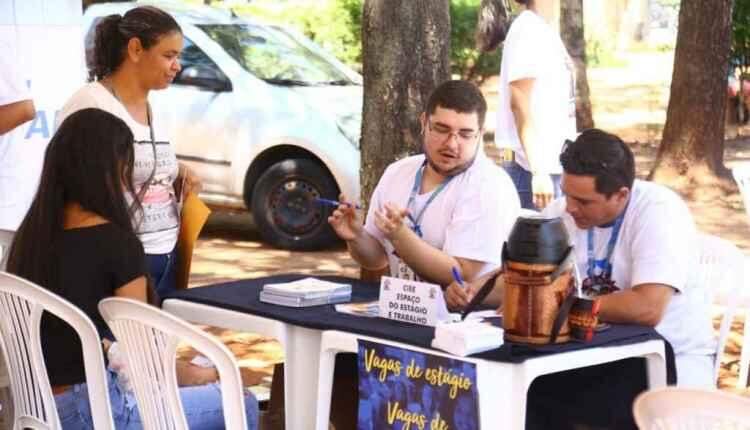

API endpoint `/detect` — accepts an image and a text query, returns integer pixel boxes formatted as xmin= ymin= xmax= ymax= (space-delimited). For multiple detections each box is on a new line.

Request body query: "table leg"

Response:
xmin=314 ymin=344 xmax=338 ymax=430
xmin=477 ymin=362 xmax=520 ymax=428
xmin=645 ymin=350 xmax=667 ymax=388
xmin=283 ymin=325 xmax=323 ymax=430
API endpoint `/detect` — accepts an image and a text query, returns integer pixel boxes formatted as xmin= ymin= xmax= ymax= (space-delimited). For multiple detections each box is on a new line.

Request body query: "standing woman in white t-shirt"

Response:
xmin=58 ymin=6 xmax=201 ymax=298
xmin=480 ymin=0 xmax=577 ymax=209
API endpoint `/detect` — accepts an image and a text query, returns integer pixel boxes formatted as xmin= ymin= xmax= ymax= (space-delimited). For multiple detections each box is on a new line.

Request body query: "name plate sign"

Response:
xmin=378 ymin=276 xmax=453 ymax=327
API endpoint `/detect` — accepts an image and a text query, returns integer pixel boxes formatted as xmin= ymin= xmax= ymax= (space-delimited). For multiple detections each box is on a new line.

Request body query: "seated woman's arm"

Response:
xmin=114 ymin=276 xmax=149 ymax=302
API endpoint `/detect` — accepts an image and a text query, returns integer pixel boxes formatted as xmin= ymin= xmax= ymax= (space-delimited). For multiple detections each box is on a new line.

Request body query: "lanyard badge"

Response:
xmin=582 ymin=202 xmax=629 ymax=297
xmin=405 ymin=161 xmax=454 ymax=238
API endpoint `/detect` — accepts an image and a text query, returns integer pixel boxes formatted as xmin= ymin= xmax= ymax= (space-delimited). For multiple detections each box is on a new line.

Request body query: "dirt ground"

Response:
xmin=185 ymin=50 xmax=750 ymax=402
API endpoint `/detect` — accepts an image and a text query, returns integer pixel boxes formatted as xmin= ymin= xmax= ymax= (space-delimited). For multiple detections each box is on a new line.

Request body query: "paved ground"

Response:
xmin=182 ymin=50 xmax=750 ymax=404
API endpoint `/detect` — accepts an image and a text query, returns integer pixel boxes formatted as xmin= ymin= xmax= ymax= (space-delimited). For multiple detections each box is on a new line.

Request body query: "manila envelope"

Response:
xmin=176 ymin=192 xmax=211 ymax=290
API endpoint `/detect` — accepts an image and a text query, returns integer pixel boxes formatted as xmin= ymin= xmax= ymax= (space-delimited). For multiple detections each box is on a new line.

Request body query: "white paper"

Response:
xmin=378 ymin=276 xmax=455 ymax=327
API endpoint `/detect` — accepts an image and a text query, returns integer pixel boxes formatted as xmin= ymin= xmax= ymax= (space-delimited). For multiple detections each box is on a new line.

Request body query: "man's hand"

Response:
xmin=531 ymin=173 xmax=554 ymax=209
xmin=445 ymin=280 xmax=475 ymax=311
xmin=374 ymin=202 xmax=410 ymax=240
xmin=327 ymin=194 xmax=364 ymax=241
xmin=446 ymin=269 xmax=504 ymax=311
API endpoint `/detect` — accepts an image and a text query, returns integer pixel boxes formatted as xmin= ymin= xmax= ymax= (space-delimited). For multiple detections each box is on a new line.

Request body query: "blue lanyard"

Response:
xmin=586 ymin=202 xmax=628 ymax=280
xmin=406 ymin=161 xmax=454 ymax=238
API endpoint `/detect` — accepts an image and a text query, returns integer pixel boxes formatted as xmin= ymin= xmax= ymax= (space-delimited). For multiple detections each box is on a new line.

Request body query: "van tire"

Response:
xmin=251 ymin=158 xmax=339 ymax=250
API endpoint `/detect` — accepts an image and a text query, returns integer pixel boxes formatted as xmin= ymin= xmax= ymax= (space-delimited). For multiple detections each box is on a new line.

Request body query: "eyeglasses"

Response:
xmin=426 ymin=120 xmax=480 ymax=144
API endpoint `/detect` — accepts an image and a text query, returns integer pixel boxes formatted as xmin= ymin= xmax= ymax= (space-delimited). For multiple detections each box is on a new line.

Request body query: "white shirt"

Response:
xmin=364 ymin=152 xmax=520 ymax=281
xmin=543 ymin=180 xmax=715 ymax=383
xmin=0 ymin=41 xmax=34 ymax=230
xmin=57 ymin=82 xmax=180 ymax=254
xmin=494 ymin=10 xmax=577 ymax=174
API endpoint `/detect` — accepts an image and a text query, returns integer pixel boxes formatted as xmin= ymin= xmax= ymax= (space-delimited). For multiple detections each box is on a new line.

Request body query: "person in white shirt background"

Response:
xmin=0 ymin=40 xmax=36 ymax=230
xmin=492 ymin=0 xmax=577 ymax=209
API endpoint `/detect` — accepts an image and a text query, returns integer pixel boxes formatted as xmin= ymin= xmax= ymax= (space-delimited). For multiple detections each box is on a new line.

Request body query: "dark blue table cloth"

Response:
xmin=164 ymin=273 xmax=676 ymax=382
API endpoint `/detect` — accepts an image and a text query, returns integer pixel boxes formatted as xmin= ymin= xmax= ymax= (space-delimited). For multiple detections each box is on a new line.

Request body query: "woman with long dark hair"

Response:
xmin=57 ymin=5 xmax=200 ymax=298
xmin=8 ymin=108 xmax=258 ymax=429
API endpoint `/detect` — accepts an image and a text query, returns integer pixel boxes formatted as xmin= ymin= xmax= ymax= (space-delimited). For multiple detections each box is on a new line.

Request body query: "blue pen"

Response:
xmin=314 ymin=197 xmax=362 ymax=210
xmin=451 ymin=267 xmax=465 ymax=289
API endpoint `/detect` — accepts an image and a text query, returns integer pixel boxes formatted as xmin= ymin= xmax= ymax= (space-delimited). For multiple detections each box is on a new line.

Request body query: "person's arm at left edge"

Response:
xmin=0 ymin=47 xmax=35 ymax=135
xmin=376 ymin=202 xmax=486 ymax=286
xmin=0 ymin=99 xmax=35 ymax=135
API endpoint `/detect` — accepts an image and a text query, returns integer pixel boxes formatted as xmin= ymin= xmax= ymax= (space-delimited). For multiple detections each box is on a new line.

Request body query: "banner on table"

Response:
xmin=357 ymin=339 xmax=479 ymax=430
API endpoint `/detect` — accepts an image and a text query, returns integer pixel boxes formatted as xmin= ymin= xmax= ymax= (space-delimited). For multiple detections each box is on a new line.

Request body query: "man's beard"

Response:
xmin=423 ymin=140 xmax=480 ymax=177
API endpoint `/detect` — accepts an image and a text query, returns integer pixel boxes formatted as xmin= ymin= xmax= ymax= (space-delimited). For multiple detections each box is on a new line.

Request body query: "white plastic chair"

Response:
xmin=690 ymin=233 xmax=749 ymax=387
xmin=0 ymin=229 xmax=13 ymax=271
xmin=633 ymin=386 xmax=750 ymax=429
xmin=0 ymin=272 xmax=114 ymax=430
xmin=0 ymin=230 xmax=14 ymax=430
xmin=98 ymin=297 xmax=248 ymax=430
xmin=732 ymin=165 xmax=750 ymax=387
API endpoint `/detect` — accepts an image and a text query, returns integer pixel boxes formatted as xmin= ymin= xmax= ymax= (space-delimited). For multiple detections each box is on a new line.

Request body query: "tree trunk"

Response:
xmin=359 ymin=0 xmax=450 ymax=282
xmin=360 ymin=0 xmax=451 ymax=208
xmin=648 ymin=0 xmax=734 ymax=195
xmin=560 ymin=0 xmax=594 ymax=131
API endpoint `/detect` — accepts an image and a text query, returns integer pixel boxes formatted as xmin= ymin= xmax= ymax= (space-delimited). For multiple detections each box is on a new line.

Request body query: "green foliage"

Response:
xmin=229 ymin=0 xmax=500 ymax=81
xmin=450 ymin=0 xmax=502 ymax=81
xmin=585 ymin=38 xmax=627 ymax=68
xmin=231 ymin=0 xmax=363 ymax=68
xmin=732 ymin=0 xmax=750 ymax=75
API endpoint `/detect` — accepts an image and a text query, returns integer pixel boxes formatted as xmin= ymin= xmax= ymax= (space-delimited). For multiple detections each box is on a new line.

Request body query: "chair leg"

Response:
xmin=738 ymin=309 xmax=750 ymax=389
xmin=0 ymin=386 xmax=12 ymax=430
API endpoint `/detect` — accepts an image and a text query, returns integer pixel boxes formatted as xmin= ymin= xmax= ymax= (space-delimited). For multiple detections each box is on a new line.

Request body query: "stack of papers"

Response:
xmin=259 ymin=277 xmax=351 ymax=307
xmin=335 ymin=301 xmax=380 ymax=317
xmin=431 ymin=320 xmax=504 ymax=356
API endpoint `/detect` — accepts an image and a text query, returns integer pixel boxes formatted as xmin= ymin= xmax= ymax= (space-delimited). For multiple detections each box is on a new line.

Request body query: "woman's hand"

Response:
xmin=177 ymin=163 xmax=202 ymax=200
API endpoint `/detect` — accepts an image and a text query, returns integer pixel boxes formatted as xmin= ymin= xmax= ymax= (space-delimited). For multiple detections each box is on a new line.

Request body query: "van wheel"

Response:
xmin=251 ymin=159 xmax=339 ymax=250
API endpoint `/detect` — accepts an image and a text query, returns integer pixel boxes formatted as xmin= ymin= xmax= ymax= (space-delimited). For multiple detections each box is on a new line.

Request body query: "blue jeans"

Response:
xmin=502 ymin=160 xmax=562 ymax=210
xmin=146 ymin=247 xmax=177 ymax=298
xmin=55 ymin=369 xmax=259 ymax=429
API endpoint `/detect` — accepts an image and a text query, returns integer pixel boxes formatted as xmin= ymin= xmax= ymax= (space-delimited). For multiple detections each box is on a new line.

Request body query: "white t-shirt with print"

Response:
xmin=57 ymin=82 xmax=179 ymax=254
xmin=0 ymin=41 xmax=34 ymax=230
xmin=364 ymin=152 xmax=520 ymax=281
xmin=494 ymin=10 xmax=577 ymax=174
xmin=543 ymin=180 xmax=715 ymax=385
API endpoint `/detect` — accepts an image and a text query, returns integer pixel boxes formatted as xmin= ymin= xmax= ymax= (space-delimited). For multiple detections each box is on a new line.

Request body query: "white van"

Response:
xmin=83 ymin=2 xmax=362 ymax=249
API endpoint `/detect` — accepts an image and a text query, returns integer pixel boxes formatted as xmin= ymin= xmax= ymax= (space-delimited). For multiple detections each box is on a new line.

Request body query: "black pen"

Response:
xmin=314 ymin=197 xmax=362 ymax=210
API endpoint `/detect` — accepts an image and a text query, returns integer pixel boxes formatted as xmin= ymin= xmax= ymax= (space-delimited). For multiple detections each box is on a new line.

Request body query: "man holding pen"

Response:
xmin=445 ymin=129 xmax=714 ymax=429
xmin=328 ymin=80 xmax=520 ymax=286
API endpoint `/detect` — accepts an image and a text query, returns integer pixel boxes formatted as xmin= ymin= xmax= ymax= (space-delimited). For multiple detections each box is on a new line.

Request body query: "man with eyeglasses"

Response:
xmin=527 ymin=129 xmax=712 ymax=429
xmin=328 ymin=80 xmax=520 ymax=286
